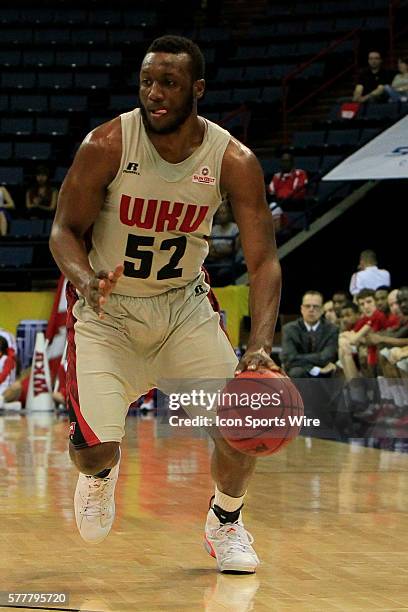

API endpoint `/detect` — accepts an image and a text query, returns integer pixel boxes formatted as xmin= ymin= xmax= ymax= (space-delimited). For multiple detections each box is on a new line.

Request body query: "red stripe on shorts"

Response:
xmin=66 ymin=282 xmax=101 ymax=447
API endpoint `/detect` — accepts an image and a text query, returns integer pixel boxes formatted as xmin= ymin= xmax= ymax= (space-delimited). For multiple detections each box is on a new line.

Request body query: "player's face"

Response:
xmin=388 ymin=290 xmax=401 ymax=316
xmin=332 ymin=293 xmax=347 ymax=316
xmin=323 ymin=301 xmax=337 ymax=324
xmin=139 ymin=52 xmax=202 ymax=135
xmin=301 ymin=295 xmax=323 ymax=325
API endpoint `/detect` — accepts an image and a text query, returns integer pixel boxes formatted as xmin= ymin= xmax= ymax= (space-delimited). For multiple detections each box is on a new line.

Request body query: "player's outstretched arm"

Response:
xmin=221 ymin=138 xmax=282 ymax=374
xmin=49 ymin=118 xmax=123 ymax=317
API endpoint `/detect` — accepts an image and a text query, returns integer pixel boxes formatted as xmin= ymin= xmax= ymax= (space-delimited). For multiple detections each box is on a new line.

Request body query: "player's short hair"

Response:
xmin=146 ymin=35 xmax=205 ymax=81
xmin=357 ymin=288 xmax=375 ymax=301
xmin=341 ymin=302 xmax=359 ymax=313
xmin=375 ymin=285 xmax=390 ymax=293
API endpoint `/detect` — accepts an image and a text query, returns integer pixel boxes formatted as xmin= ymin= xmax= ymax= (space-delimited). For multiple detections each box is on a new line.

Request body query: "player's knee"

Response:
xmin=70 ymin=441 xmax=119 ymax=475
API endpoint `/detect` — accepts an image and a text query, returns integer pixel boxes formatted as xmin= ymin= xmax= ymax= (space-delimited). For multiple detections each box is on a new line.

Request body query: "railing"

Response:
xmin=219 ymin=104 xmax=252 ymax=143
xmin=282 ymin=29 xmax=360 ymax=144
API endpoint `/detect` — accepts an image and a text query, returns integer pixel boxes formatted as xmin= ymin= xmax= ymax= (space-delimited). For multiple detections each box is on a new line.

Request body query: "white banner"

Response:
xmin=323 ymin=115 xmax=408 ymax=180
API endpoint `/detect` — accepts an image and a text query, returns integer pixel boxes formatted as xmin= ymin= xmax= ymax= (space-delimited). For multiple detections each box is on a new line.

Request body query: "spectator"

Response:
xmin=339 ymin=302 xmax=360 ymax=332
xmin=0 ymin=185 xmax=15 ymax=236
xmin=339 ymin=289 xmax=388 ymax=377
xmin=332 ymin=290 xmax=349 ymax=318
xmin=268 ymin=152 xmax=308 ymax=212
xmin=25 ymin=165 xmax=58 ymax=218
xmin=323 ymin=300 xmax=338 ymax=325
xmin=367 ymin=287 xmax=408 ymax=351
xmin=387 ymin=288 xmax=402 ymax=328
xmin=352 ymin=50 xmax=393 ymax=104
xmin=384 ymin=57 xmax=408 ymax=102
xmin=349 ymin=249 xmax=390 ymax=296
xmin=0 ymin=336 xmax=16 ymax=400
xmin=281 ymin=290 xmax=338 ymax=377
xmin=206 ymin=200 xmax=239 ymax=286
xmin=375 ymin=286 xmax=390 ymax=315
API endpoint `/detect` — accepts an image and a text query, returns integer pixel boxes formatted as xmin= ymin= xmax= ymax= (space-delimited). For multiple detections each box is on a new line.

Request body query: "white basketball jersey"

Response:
xmin=88 ymin=109 xmax=231 ymax=297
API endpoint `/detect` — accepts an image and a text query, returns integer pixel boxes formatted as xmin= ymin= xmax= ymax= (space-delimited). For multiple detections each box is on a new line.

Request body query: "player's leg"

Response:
xmin=158 ymin=277 xmax=260 ymax=572
xmin=66 ymin=287 xmax=141 ymax=544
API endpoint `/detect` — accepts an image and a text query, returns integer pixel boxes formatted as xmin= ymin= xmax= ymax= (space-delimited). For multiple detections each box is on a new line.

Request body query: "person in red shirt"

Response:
xmin=268 ymin=152 xmax=308 ymax=212
xmin=0 ymin=336 xmax=16 ymax=401
xmin=339 ymin=289 xmax=387 ymax=378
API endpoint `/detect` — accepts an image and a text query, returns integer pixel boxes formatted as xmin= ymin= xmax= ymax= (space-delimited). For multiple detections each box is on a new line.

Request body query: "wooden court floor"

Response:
xmin=1 ymin=412 xmax=408 ymax=612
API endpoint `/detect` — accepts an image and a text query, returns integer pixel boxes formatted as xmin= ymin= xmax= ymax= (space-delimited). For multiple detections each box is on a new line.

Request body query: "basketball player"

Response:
xmin=50 ymin=36 xmax=281 ymax=574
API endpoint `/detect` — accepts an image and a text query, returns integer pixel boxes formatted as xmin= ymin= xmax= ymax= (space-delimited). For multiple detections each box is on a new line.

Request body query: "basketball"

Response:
xmin=217 ymin=370 xmax=304 ymax=456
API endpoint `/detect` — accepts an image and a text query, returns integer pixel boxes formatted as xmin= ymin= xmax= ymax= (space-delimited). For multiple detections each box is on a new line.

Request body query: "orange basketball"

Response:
xmin=217 ymin=369 xmax=304 ymax=456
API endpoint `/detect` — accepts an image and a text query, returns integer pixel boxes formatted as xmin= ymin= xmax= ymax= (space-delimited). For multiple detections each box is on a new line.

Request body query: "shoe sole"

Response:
xmin=204 ymin=537 xmax=257 ymax=574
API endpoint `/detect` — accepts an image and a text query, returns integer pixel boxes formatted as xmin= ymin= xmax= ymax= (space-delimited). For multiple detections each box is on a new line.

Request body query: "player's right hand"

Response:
xmin=85 ymin=264 xmax=124 ymax=318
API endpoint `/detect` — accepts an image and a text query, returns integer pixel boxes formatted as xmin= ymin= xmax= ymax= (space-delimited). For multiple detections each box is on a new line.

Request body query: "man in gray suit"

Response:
xmin=282 ymin=290 xmax=339 ymax=378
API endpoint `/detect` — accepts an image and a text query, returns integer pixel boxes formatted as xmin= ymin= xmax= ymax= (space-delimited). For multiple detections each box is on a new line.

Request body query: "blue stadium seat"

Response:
xmin=259 ymin=158 xmax=280 ymax=178
xmin=0 ymin=143 xmax=13 ymax=160
xmin=35 ymin=29 xmax=70 ymax=44
xmin=320 ymin=155 xmax=343 ymax=173
xmin=53 ymin=9 xmax=87 ymax=24
xmin=54 ymin=167 xmax=68 ymax=183
xmin=295 ymin=156 xmax=321 ymax=174
xmin=326 ymin=128 xmax=360 ymax=147
xmin=293 ymin=130 xmax=326 ymax=148
xmin=359 ymin=127 xmax=382 ymax=144
xmin=23 ymin=50 xmax=54 ymax=67
xmin=267 ymin=43 xmax=298 ymax=57
xmin=334 ymin=17 xmax=365 ymax=31
xmin=56 ymin=51 xmax=89 ymax=67
xmin=109 ymin=94 xmax=138 ymax=110
xmin=89 ymin=117 xmax=111 ymax=130
xmin=2 ymin=29 xmax=33 ymax=44
xmin=50 ymin=95 xmax=87 ymax=112
xmin=202 ymin=48 xmax=216 ymax=64
xmin=125 ymin=11 xmax=157 ymax=26
xmin=248 ymin=24 xmax=277 ymax=39
xmin=304 ymin=19 xmax=334 ymax=34
xmin=364 ymin=102 xmax=399 ymax=121
xmin=0 ymin=95 xmax=9 ymax=112
xmin=276 ymin=22 xmax=304 ymax=35
xmin=0 ymin=247 xmax=33 ymax=268
xmin=89 ymin=9 xmax=121 ymax=25
xmin=0 ymin=167 xmax=23 ymax=185
xmin=231 ymin=88 xmax=261 ymax=103
xmin=202 ymin=90 xmax=232 ymax=105
xmin=297 ymin=41 xmax=327 ymax=56
xmin=235 ymin=46 xmax=267 ymax=60
xmin=20 ymin=8 xmax=55 ymax=23
xmin=1 ymin=72 xmax=36 ymax=89
xmin=74 ymin=73 xmax=110 ymax=89
xmin=0 ymin=9 xmax=20 ymax=23
xmin=71 ymin=29 xmax=107 ymax=45
xmin=36 ymin=118 xmax=69 ymax=136
xmin=2 ymin=117 xmax=34 ymax=135
xmin=244 ymin=66 xmax=272 ymax=81
xmin=8 ymin=219 xmax=45 ymax=237
xmin=299 ymin=63 xmax=325 ymax=79
xmin=197 ymin=27 xmax=230 ymax=42
xmin=11 ymin=95 xmax=48 ymax=112
xmin=0 ymin=50 xmax=21 ymax=66
xmin=216 ymin=67 xmax=245 ymax=82
xmin=109 ymin=29 xmax=144 ymax=45
xmin=262 ymin=86 xmax=281 ymax=103
xmin=37 ymin=72 xmax=73 ymax=89
xmin=89 ymin=51 xmax=122 ymax=67
xmin=270 ymin=64 xmax=297 ymax=79
xmin=14 ymin=142 xmax=52 ymax=160
xmin=364 ymin=16 xmax=388 ymax=30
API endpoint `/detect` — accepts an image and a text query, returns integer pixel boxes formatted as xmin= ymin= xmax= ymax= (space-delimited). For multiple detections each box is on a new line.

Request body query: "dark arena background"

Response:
xmin=0 ymin=1 xmax=407 ymax=611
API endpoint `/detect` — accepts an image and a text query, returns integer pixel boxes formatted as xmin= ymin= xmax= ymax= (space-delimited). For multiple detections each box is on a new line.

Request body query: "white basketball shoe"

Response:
xmin=74 ymin=451 xmax=120 ymax=544
xmin=204 ymin=506 xmax=260 ymax=573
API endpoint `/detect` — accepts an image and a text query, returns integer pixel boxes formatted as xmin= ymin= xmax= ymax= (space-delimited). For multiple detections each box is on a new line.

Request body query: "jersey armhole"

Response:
xmin=106 ymin=113 xmax=128 ymax=191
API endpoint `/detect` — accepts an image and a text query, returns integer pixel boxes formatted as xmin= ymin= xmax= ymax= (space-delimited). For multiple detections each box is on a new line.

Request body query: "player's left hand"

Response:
xmin=235 ymin=347 xmax=283 ymax=375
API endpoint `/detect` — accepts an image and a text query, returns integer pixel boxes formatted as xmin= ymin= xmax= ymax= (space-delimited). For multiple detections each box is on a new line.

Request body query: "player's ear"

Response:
xmin=194 ymin=79 xmax=205 ymax=100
